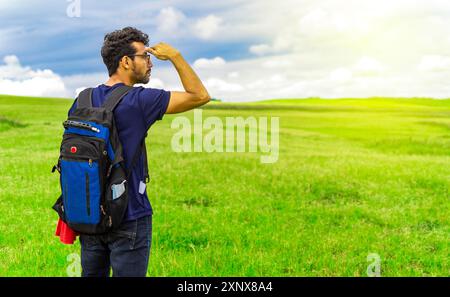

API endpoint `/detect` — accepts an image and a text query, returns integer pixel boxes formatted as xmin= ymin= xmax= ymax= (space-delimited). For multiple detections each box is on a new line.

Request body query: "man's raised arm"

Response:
xmin=146 ymin=42 xmax=210 ymax=114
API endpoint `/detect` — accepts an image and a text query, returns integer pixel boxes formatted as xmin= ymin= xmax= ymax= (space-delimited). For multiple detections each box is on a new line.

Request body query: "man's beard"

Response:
xmin=136 ymin=74 xmax=150 ymax=84
xmin=134 ymin=70 xmax=150 ymax=84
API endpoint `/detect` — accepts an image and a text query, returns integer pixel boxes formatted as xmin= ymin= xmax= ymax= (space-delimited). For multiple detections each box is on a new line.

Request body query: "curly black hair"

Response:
xmin=101 ymin=27 xmax=149 ymax=76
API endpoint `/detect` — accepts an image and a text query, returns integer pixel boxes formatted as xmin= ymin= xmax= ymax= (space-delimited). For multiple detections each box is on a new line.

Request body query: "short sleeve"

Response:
xmin=137 ymin=87 xmax=171 ymax=130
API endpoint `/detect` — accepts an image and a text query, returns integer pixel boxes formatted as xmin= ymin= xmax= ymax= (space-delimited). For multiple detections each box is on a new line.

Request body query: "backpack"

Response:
xmin=51 ymin=85 xmax=149 ymax=235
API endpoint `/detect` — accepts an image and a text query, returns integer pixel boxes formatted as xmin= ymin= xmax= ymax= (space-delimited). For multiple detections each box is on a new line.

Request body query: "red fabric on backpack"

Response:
xmin=55 ymin=218 xmax=79 ymax=244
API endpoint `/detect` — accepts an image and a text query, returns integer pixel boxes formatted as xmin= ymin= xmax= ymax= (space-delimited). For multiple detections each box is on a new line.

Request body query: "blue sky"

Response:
xmin=1 ymin=0 xmax=258 ymax=74
xmin=2 ymin=0 xmax=450 ymax=101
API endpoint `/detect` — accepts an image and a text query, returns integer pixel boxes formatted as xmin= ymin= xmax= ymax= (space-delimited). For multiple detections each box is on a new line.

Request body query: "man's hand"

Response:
xmin=146 ymin=42 xmax=180 ymax=61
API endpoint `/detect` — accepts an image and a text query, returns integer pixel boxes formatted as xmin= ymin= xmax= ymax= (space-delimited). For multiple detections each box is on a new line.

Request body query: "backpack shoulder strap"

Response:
xmin=102 ymin=85 xmax=133 ymax=111
xmin=126 ymin=133 xmax=150 ymax=183
xmin=77 ymin=88 xmax=93 ymax=109
xmin=100 ymin=85 xmax=150 ymax=183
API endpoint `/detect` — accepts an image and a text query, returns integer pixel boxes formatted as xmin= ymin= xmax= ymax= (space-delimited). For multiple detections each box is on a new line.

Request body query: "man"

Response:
xmin=67 ymin=27 xmax=210 ymax=277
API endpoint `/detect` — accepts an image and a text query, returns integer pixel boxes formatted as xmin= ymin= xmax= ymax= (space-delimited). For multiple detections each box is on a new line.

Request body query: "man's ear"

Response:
xmin=120 ymin=56 xmax=131 ymax=70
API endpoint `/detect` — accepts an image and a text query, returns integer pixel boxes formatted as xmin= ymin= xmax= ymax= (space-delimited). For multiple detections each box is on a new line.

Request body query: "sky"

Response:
xmin=1 ymin=0 xmax=450 ymax=101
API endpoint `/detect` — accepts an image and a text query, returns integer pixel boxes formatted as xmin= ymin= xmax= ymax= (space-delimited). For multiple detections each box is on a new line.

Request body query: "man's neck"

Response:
xmin=105 ymin=73 xmax=135 ymax=87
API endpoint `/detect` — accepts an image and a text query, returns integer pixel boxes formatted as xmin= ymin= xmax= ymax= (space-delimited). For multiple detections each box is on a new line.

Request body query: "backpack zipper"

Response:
xmin=63 ymin=133 xmax=106 ymax=145
xmin=64 ymin=181 xmax=68 ymax=219
xmin=85 ymin=172 xmax=90 ymax=217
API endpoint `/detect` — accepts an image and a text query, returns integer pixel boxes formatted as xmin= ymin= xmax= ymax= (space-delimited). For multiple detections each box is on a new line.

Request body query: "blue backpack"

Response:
xmin=52 ymin=86 xmax=149 ymax=234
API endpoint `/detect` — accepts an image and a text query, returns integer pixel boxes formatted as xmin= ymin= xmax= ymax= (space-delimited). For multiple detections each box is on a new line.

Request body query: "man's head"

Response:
xmin=101 ymin=27 xmax=153 ymax=84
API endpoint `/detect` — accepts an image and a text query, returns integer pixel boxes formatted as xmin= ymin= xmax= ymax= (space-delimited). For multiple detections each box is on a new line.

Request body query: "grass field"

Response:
xmin=0 ymin=94 xmax=448 ymax=276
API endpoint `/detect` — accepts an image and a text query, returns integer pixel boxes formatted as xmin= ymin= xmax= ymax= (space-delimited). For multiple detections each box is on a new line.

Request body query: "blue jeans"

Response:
xmin=80 ymin=215 xmax=152 ymax=277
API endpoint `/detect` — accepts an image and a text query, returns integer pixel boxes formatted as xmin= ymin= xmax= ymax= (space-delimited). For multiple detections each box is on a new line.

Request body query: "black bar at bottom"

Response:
xmin=1 ymin=277 xmax=448 ymax=295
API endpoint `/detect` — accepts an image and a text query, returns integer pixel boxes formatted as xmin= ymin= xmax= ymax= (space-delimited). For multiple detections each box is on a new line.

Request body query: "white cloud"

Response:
xmin=417 ymin=55 xmax=450 ymax=72
xmin=193 ymin=15 xmax=222 ymax=39
xmin=299 ymin=8 xmax=333 ymax=35
xmin=262 ymin=58 xmax=290 ymax=69
xmin=249 ymin=37 xmax=293 ymax=56
xmin=354 ymin=57 xmax=385 ymax=76
xmin=3 ymin=55 xmax=19 ymax=66
xmin=193 ymin=57 xmax=226 ymax=69
xmin=329 ymin=68 xmax=353 ymax=82
xmin=156 ymin=7 xmax=186 ymax=33
xmin=270 ymin=74 xmax=285 ymax=83
xmin=205 ymin=78 xmax=244 ymax=93
xmin=0 ymin=55 xmax=68 ymax=97
xmin=249 ymin=44 xmax=273 ymax=56
xmin=298 ymin=8 xmax=369 ymax=36
xmin=228 ymin=71 xmax=240 ymax=78
xmin=62 ymin=72 xmax=108 ymax=98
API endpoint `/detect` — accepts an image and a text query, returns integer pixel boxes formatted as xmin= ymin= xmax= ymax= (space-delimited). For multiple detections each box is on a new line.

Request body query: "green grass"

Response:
xmin=0 ymin=94 xmax=448 ymax=276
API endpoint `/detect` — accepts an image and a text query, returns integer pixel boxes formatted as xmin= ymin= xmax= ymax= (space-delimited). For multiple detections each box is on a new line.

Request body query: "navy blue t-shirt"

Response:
xmin=68 ymin=83 xmax=170 ymax=221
